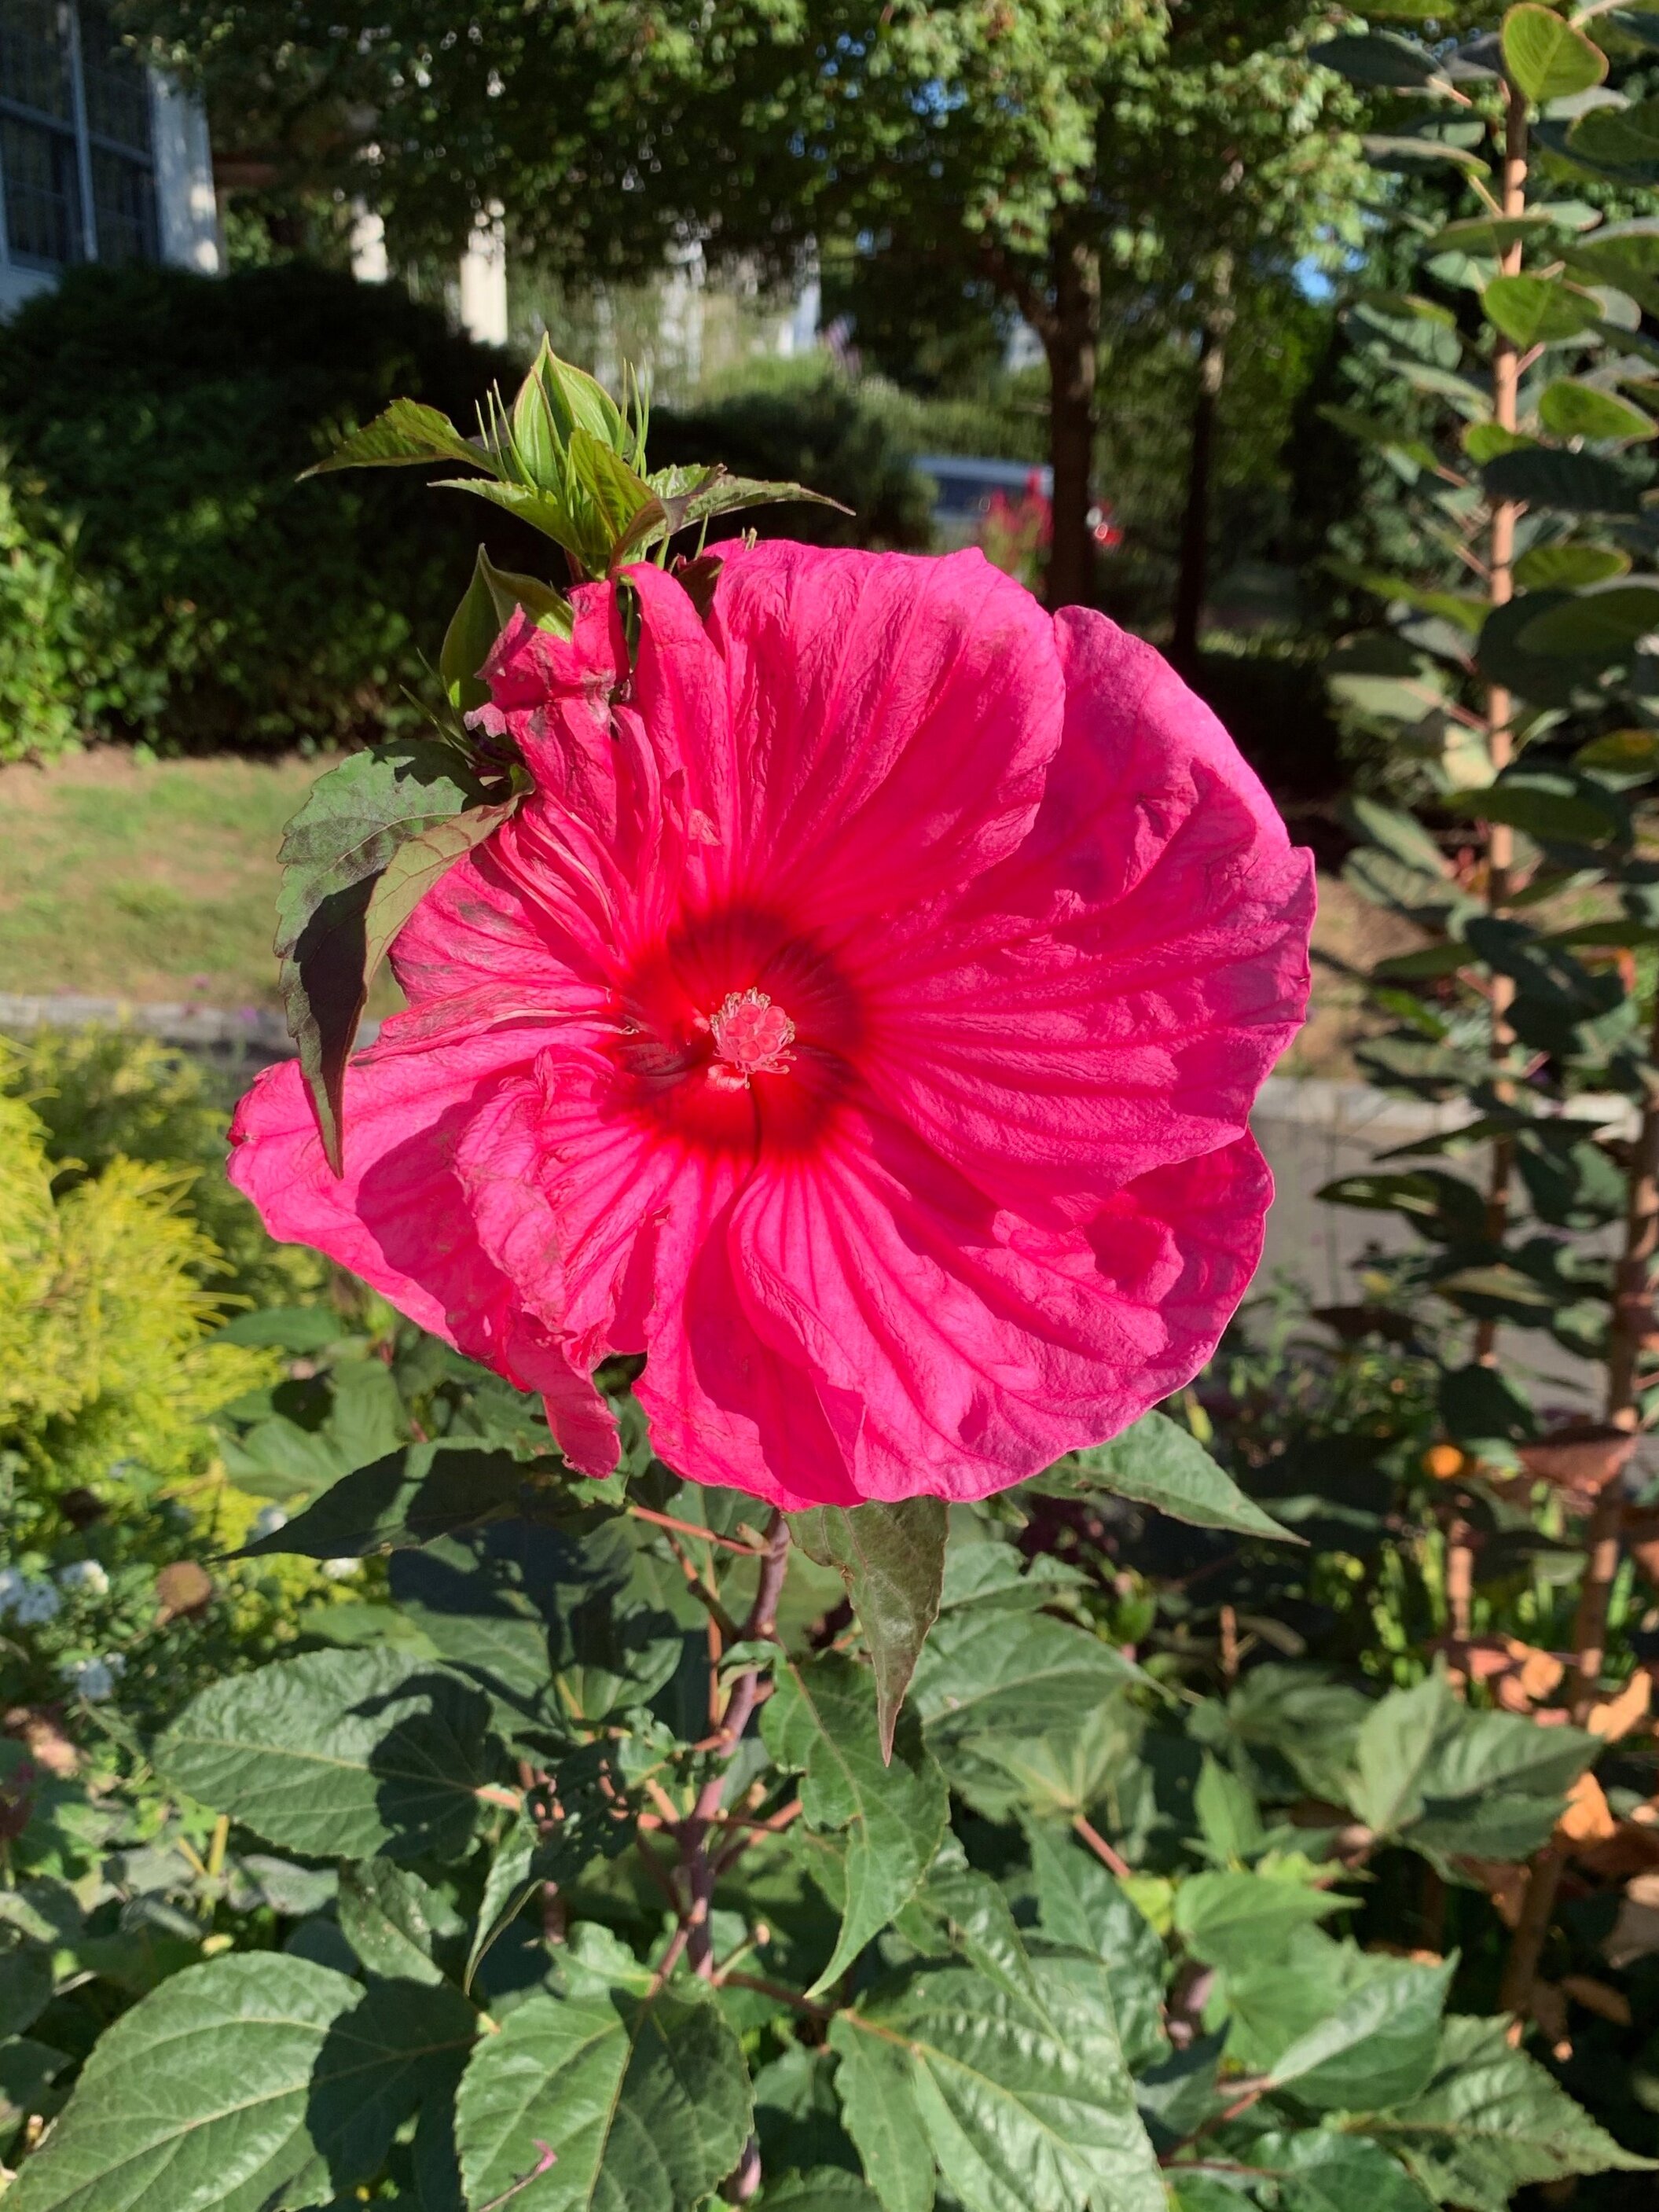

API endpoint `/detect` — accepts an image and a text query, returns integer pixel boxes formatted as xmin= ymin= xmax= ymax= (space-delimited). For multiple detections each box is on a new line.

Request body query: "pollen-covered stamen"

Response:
xmin=709 ymin=988 xmax=796 ymax=1086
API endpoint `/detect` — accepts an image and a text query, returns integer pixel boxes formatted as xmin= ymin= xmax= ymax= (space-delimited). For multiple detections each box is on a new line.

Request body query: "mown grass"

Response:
xmin=0 ymin=749 xmax=355 ymax=1011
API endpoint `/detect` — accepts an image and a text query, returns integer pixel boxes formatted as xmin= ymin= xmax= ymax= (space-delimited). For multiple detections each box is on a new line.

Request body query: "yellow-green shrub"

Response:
xmin=0 ymin=1084 xmax=271 ymax=1494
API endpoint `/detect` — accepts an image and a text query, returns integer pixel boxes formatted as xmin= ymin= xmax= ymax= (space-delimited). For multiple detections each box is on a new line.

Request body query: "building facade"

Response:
xmin=0 ymin=0 xmax=218 ymax=317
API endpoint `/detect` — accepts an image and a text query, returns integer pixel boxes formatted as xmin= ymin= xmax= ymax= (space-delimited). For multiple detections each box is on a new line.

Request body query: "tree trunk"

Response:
xmin=1043 ymin=236 xmax=1100 ymax=612
xmin=1172 ymin=263 xmax=1233 ymax=671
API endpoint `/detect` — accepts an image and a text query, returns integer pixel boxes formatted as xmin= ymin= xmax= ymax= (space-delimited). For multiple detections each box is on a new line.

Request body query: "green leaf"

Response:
xmin=908 ymin=1610 xmax=1141 ymax=1747
xmin=337 ymin=1858 xmax=457 ymax=1986
xmin=303 ymin=396 xmax=497 ymax=480
xmin=1484 ymin=442 xmax=1650 ymax=514
xmin=1446 ymin=775 xmax=1625 ymax=842
xmin=1357 ymin=2015 xmax=1656 ymax=2210
xmin=1518 ymin=581 xmax=1659 ymax=657
xmin=828 ymin=2017 xmax=936 ymax=2212
xmin=1539 ymin=378 xmax=1657 ymax=441
xmin=1265 ymin=1953 xmax=1453 ymax=2110
xmin=0 ymin=2039 xmax=66 ymax=2133
xmin=274 ymin=744 xmax=501 ymax=1174
xmin=0 ymin=1940 xmax=51 ymax=2038
xmin=6 ymin=1954 xmax=355 ymax=2212
xmin=1481 ymin=274 xmax=1602 ymax=346
xmin=1423 ymin=212 xmax=1558 ymax=256
xmin=1173 ymin=1872 xmax=1349 ymax=1975
xmin=1050 ymin=1412 xmax=1297 ymax=1542
xmin=1357 ymin=1671 xmax=1597 ymax=1861
xmin=761 ymin=2175 xmax=886 ymax=2212
xmin=762 ymin=1653 xmax=949 ymax=1993
xmin=1502 ymin=5 xmax=1608 ymax=103
xmin=1252 ymin=2131 xmax=1437 ymax=2212
xmin=440 ymin=549 xmax=503 ymax=715
xmin=1437 ymin=1363 xmax=1536 ymax=1454
xmin=6 ymin=1956 xmax=476 ymax=2212
xmin=788 ymin=1501 xmax=947 ymax=1761
xmin=568 ymin=426 xmax=656 ymax=549
xmin=454 ymin=1980 xmax=753 ymax=2212
xmin=1513 ymin=542 xmax=1630 ymax=590
xmin=1022 ymin=1821 xmax=1166 ymax=2069
xmin=238 ymin=1442 xmax=567 ymax=1560
xmin=1568 ymin=94 xmax=1659 ymax=170
xmin=1316 ymin=1170 xmax=1486 ymax=1243
xmin=1310 ymin=33 xmax=1444 ymax=87
xmin=154 ymin=1647 xmax=497 ymax=1862
xmin=1342 ymin=796 xmax=1452 ymax=878
xmin=840 ymin=1953 xmax=1166 ymax=2212
xmin=1577 ymin=724 xmax=1659 ymax=770
xmin=434 ymin=474 xmax=602 ymax=566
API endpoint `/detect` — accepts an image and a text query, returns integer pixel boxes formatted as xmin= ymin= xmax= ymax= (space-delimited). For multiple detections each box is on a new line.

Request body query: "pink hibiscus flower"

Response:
xmin=230 ymin=543 xmax=1312 ymax=1509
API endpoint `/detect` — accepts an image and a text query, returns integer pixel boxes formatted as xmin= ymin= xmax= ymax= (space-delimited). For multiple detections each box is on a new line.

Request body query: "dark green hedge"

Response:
xmin=0 ymin=262 xmax=526 ymax=753
xmin=0 ymin=266 xmax=934 ymax=759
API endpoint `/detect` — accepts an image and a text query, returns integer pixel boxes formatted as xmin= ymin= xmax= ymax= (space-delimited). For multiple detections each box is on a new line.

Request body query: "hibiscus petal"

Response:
xmin=859 ymin=608 xmax=1313 ymax=1213
xmin=631 ymin=542 xmax=1064 ymax=928
xmin=227 ymin=1012 xmax=618 ymax=1474
xmin=638 ymin=1103 xmax=1270 ymax=1508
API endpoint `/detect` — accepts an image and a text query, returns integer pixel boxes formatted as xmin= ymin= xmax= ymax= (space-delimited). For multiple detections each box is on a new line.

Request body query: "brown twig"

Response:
xmin=719 ymin=1969 xmax=834 ymax=2019
xmin=1072 ymin=1811 xmax=1134 ymax=1883
xmin=628 ymin=1502 xmax=769 ymax=1556
xmin=683 ymin=1510 xmax=791 ymax=1977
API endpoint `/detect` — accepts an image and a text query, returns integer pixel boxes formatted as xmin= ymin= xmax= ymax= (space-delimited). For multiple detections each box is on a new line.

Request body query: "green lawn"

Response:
xmin=0 ymin=750 xmax=378 ymax=1012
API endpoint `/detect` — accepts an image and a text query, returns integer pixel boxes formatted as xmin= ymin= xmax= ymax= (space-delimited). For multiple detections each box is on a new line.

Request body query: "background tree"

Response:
xmin=127 ymin=0 xmax=1362 ymax=613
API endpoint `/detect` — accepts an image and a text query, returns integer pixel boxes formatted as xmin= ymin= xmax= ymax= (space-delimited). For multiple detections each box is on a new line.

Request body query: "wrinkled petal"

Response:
xmin=664 ymin=542 xmax=1065 ymax=924
xmin=636 ymin=1104 xmax=1271 ymax=1511
xmin=858 ymin=608 xmax=1313 ymax=1214
xmin=227 ymin=1010 xmax=617 ymax=1474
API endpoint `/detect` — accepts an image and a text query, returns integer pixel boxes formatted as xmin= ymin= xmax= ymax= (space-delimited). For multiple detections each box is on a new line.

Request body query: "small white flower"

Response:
xmin=13 ymin=1579 xmax=61 ymax=1626
xmin=57 ymin=1560 xmax=110 ymax=1599
xmin=0 ymin=1566 xmax=24 ymax=1619
xmin=61 ymin=1654 xmax=123 ymax=1703
xmin=321 ymin=1557 xmax=363 ymax=1582
xmin=251 ymin=1506 xmax=289 ymax=1539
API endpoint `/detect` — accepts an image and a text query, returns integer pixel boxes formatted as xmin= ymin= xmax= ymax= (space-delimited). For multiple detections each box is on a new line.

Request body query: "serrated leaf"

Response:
xmin=1356 ymin=2015 xmax=1655 ymax=2209
xmin=1346 ymin=1669 xmax=1597 ymax=1856
xmin=568 ymin=425 xmax=655 ymax=543
xmin=454 ymin=1980 xmax=752 ymax=2212
xmin=337 ymin=1858 xmax=458 ymax=1986
xmin=303 ymin=396 xmax=497 ymax=480
xmin=5 ymin=1956 xmax=476 ymax=2212
xmin=828 ymin=2018 xmax=935 ymax=2212
xmin=154 ymin=1647 xmax=497 ymax=1861
xmin=1022 ymin=1820 xmax=1166 ymax=2069
xmin=1482 ymin=274 xmax=1602 ymax=346
xmin=237 ymin=1442 xmax=567 ymax=1560
xmin=1253 ymin=2130 xmax=1437 ymax=2212
xmin=1048 ymin=1412 xmax=1297 ymax=1542
xmin=840 ymin=1953 xmax=1166 ymax=2212
xmin=908 ymin=1610 xmax=1140 ymax=1748
xmin=1503 ymin=5 xmax=1608 ymax=103
xmin=1266 ymin=1953 xmax=1453 ymax=2110
xmin=762 ymin=1653 xmax=949 ymax=1993
xmin=1173 ymin=1872 xmax=1350 ymax=1975
xmin=788 ymin=1500 xmax=946 ymax=1760
xmin=274 ymin=744 xmax=500 ymax=1172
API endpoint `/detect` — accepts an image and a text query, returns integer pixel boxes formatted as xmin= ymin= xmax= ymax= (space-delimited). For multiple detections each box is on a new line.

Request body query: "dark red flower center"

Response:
xmin=609 ymin=905 xmax=861 ymax=1156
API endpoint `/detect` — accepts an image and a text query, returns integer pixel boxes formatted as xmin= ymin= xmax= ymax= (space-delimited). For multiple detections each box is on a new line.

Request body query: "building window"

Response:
xmin=0 ymin=0 xmax=156 ymax=273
